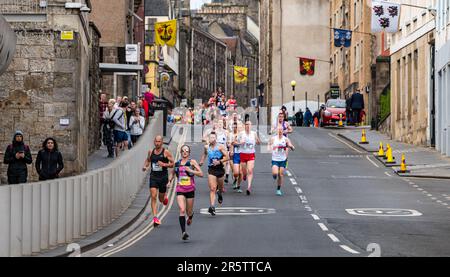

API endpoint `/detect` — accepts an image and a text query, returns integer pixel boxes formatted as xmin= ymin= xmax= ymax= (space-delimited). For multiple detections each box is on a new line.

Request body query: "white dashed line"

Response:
xmin=437 ymin=200 xmax=443 ymax=203
xmin=442 ymin=203 xmax=448 ymax=206
xmin=328 ymin=234 xmax=340 ymax=243
xmin=422 ymin=191 xmax=428 ymax=194
xmin=413 ymin=185 xmax=419 ymax=188
xmin=366 ymin=155 xmax=380 ymax=168
xmin=427 ymin=194 xmax=433 ymax=197
xmin=417 ymin=188 xmax=423 ymax=191
xmin=340 ymin=245 xmax=360 ymax=254
xmin=432 ymin=197 xmax=437 ymax=200
xmin=384 ymin=172 xmax=392 ymax=177
xmin=294 ymin=187 xmax=303 ymax=194
xmin=409 ymin=182 xmax=415 ymax=185
xmin=311 ymin=214 xmax=320 ymax=221
xmin=318 ymin=223 xmax=329 ymax=232
xmin=290 ymin=178 xmax=297 ymax=185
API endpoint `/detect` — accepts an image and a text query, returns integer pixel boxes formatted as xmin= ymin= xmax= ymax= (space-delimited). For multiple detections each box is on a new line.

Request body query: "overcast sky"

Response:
xmin=190 ymin=0 xmax=211 ymax=10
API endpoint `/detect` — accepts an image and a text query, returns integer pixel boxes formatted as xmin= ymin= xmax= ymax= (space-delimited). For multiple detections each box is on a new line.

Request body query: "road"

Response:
xmin=86 ymin=126 xmax=450 ymax=257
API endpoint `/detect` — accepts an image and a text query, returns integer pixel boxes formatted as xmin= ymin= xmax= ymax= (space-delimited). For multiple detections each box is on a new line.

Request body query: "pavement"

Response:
xmin=82 ymin=125 xmax=450 ymax=257
xmin=336 ymin=127 xmax=450 ymax=179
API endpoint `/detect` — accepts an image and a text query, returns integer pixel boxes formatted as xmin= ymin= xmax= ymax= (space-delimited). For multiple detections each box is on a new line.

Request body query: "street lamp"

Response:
xmin=291 ymin=80 xmax=296 ymax=121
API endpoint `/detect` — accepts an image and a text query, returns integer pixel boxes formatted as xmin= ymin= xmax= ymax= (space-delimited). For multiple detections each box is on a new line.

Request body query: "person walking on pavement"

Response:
xmin=130 ymin=108 xmax=145 ymax=144
xmin=35 ymin=138 xmax=64 ymax=181
xmin=142 ymin=135 xmax=175 ymax=226
xmin=4 ymin=131 xmax=33 ymax=184
xmin=239 ymin=121 xmax=261 ymax=195
xmin=351 ymin=90 xmax=365 ymax=125
xmin=269 ymin=126 xmax=295 ymax=196
xmin=199 ymin=132 xmax=229 ymax=216
xmin=169 ymin=145 xmax=203 ymax=241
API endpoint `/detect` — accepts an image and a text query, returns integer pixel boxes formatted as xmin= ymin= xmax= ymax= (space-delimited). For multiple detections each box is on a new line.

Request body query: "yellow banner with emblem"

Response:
xmin=234 ymin=66 xmax=248 ymax=84
xmin=155 ymin=20 xmax=177 ymax=47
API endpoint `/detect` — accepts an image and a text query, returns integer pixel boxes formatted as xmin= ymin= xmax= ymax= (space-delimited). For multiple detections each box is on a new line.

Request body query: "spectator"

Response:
xmin=121 ymin=100 xmax=133 ymax=149
xmin=304 ymin=108 xmax=313 ymax=127
xmin=35 ymin=138 xmax=64 ymax=181
xmin=137 ymin=99 xmax=147 ymax=120
xmin=99 ymin=93 xmax=108 ymax=145
xmin=295 ymin=109 xmax=304 ymax=127
xmin=113 ymin=101 xmax=128 ymax=157
xmin=130 ymin=109 xmax=145 ymax=144
xmin=103 ymin=99 xmax=116 ymax=158
xmin=346 ymin=97 xmax=353 ymax=125
xmin=114 ymin=96 xmax=122 ymax=109
xmin=3 ymin=131 xmax=33 ymax=184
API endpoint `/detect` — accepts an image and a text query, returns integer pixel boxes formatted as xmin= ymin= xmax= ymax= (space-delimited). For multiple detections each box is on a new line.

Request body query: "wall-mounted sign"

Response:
xmin=61 ymin=31 xmax=74 ymax=41
xmin=330 ymin=87 xmax=341 ymax=99
xmin=126 ymin=44 xmax=138 ymax=63
xmin=60 ymin=118 xmax=70 ymax=126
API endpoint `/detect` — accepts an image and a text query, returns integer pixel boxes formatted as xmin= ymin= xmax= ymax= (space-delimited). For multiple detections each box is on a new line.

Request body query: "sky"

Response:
xmin=190 ymin=0 xmax=211 ymax=10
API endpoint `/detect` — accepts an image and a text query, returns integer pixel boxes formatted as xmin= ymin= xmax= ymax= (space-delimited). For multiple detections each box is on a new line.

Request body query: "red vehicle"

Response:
xmin=321 ymin=99 xmax=347 ymax=126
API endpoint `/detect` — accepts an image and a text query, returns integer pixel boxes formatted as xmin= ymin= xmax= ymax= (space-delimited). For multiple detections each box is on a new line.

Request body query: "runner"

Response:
xmin=226 ymin=95 xmax=237 ymax=111
xmin=142 ymin=135 xmax=175 ymax=226
xmin=271 ymin=111 xmax=293 ymax=137
xmin=269 ymin=126 xmax=295 ymax=196
xmin=217 ymin=118 xmax=231 ymax=184
xmin=199 ymin=132 xmax=229 ymax=216
xmin=169 ymin=145 xmax=203 ymax=240
xmin=229 ymin=121 xmax=243 ymax=192
xmin=239 ymin=121 xmax=261 ymax=195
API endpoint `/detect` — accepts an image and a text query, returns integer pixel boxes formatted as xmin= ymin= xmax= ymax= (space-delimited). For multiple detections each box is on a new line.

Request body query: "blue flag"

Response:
xmin=333 ymin=28 xmax=352 ymax=48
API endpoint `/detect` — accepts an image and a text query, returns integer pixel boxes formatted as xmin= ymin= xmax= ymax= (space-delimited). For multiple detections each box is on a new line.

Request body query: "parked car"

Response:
xmin=322 ymin=99 xmax=347 ymax=126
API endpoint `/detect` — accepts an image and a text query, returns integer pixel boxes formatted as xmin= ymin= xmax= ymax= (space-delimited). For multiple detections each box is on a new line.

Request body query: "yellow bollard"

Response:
xmin=386 ymin=146 xmax=396 ymax=164
xmin=398 ymin=154 xmax=409 ymax=173
xmin=378 ymin=142 xmax=385 ymax=157
xmin=338 ymin=114 xmax=344 ymax=128
xmin=384 ymin=144 xmax=390 ymax=159
xmin=359 ymin=129 xmax=369 ymax=144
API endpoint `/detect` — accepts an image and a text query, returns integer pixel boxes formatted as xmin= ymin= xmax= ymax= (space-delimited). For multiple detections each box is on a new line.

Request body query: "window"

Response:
xmin=354 ymin=1 xmax=357 ymax=27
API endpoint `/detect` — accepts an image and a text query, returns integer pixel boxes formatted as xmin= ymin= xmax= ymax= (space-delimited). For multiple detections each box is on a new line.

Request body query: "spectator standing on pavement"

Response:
xmin=295 ymin=109 xmax=304 ymax=127
xmin=137 ymin=99 xmax=147 ymax=121
xmin=35 ymin=138 xmax=64 ymax=181
xmin=99 ymin=93 xmax=108 ymax=145
xmin=114 ymin=96 xmax=122 ymax=109
xmin=346 ymin=97 xmax=353 ymax=125
xmin=103 ymin=99 xmax=116 ymax=158
xmin=113 ymin=101 xmax=128 ymax=157
xmin=3 ymin=131 xmax=33 ymax=184
xmin=304 ymin=108 xmax=313 ymax=127
xmin=130 ymin=109 xmax=145 ymax=144
xmin=351 ymin=90 xmax=365 ymax=125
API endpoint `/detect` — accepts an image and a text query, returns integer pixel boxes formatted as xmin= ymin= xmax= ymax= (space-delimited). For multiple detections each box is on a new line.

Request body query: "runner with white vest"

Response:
xmin=239 ymin=120 xmax=261 ymax=196
xmin=269 ymin=126 xmax=295 ymax=196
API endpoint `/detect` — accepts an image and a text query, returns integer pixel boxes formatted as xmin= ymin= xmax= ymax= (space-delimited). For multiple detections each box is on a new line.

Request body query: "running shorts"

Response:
xmin=233 ymin=153 xmax=241 ymax=165
xmin=240 ymin=153 xmax=255 ymax=163
xmin=208 ymin=166 xmax=225 ymax=178
xmin=149 ymin=176 xmax=168 ymax=193
xmin=176 ymin=191 xmax=195 ymax=199
xmin=272 ymin=160 xmax=287 ymax=168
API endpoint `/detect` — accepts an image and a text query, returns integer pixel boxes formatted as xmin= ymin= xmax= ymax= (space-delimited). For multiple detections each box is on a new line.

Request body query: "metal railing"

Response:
xmin=0 ymin=112 xmax=163 ymax=257
xmin=0 ymin=0 xmax=47 ymax=14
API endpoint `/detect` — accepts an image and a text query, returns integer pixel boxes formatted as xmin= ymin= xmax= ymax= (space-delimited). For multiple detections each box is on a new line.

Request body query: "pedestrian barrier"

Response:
xmin=359 ymin=129 xmax=369 ymax=144
xmin=0 ymin=112 xmax=163 ymax=257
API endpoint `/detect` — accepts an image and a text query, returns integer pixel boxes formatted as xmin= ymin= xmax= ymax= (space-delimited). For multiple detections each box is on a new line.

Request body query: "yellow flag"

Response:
xmin=155 ymin=20 xmax=177 ymax=47
xmin=234 ymin=66 xmax=248 ymax=84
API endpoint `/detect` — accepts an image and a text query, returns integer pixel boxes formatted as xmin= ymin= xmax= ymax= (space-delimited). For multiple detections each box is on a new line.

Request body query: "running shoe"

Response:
xmin=276 ymin=190 xmax=283 ymax=196
xmin=153 ymin=217 xmax=161 ymax=226
xmin=237 ymin=187 xmax=243 ymax=193
xmin=187 ymin=214 xmax=193 ymax=226
xmin=225 ymin=176 xmax=229 ymax=184
xmin=208 ymin=206 xmax=216 ymax=216
xmin=163 ymin=197 xmax=169 ymax=206
xmin=246 ymin=189 xmax=251 ymax=196
xmin=182 ymin=232 xmax=190 ymax=241
xmin=218 ymin=192 xmax=223 ymax=204
xmin=233 ymin=179 xmax=238 ymax=189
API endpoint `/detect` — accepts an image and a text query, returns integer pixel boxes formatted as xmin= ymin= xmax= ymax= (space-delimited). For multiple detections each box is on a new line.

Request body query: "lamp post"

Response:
xmin=291 ymin=80 xmax=296 ymax=121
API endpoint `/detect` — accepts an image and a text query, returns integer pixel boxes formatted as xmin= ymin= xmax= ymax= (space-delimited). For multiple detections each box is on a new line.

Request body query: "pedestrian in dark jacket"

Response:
xmin=346 ymin=97 xmax=353 ymax=125
xmin=351 ymin=90 xmax=365 ymax=125
xmin=295 ymin=109 xmax=304 ymax=127
xmin=304 ymin=108 xmax=313 ymax=127
xmin=35 ymin=138 xmax=64 ymax=181
xmin=4 ymin=131 xmax=33 ymax=184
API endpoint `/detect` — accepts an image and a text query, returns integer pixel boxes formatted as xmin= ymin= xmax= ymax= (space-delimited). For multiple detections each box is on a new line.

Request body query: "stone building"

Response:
xmin=0 ymin=0 xmax=101 ymax=183
xmin=261 ymin=0 xmax=330 ymax=123
xmin=390 ymin=1 xmax=436 ymax=146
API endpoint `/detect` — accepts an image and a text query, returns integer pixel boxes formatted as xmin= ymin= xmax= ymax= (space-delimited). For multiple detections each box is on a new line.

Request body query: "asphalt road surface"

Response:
xmin=89 ymin=126 xmax=450 ymax=257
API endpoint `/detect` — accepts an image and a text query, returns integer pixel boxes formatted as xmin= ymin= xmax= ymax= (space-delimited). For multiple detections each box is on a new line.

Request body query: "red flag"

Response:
xmin=299 ymin=57 xmax=315 ymax=76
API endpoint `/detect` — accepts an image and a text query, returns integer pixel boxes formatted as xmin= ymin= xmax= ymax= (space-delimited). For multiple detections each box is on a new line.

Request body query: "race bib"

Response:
xmin=180 ymin=176 xmax=191 ymax=186
xmin=152 ymin=163 xmax=163 ymax=172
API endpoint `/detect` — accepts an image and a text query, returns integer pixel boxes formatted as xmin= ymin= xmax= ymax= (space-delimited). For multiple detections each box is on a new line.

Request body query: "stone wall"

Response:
xmin=89 ymin=23 xmax=102 ymax=155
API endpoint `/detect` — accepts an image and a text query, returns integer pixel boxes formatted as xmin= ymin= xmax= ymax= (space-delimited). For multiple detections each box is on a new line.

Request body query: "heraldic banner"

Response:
xmin=371 ymin=0 xmax=401 ymax=33
xmin=333 ymin=28 xmax=352 ymax=48
xmin=234 ymin=66 xmax=248 ymax=84
xmin=155 ymin=19 xmax=177 ymax=47
xmin=299 ymin=57 xmax=315 ymax=76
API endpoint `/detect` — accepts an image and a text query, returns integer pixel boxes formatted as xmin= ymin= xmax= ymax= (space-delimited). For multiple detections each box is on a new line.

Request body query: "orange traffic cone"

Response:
xmin=378 ymin=142 xmax=385 ymax=157
xmin=314 ymin=117 xmax=319 ymax=128
xmin=359 ymin=129 xmax=369 ymax=144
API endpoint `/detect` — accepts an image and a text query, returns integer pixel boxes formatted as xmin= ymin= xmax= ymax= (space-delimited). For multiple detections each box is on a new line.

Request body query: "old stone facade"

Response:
xmin=0 ymin=1 xmax=100 ymax=184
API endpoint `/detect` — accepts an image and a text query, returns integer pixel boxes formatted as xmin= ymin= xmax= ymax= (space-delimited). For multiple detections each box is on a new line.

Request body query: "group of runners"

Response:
xmin=142 ymin=107 xmax=295 ymax=241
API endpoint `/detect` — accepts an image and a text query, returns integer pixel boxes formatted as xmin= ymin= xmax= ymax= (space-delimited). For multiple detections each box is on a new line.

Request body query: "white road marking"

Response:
xmin=432 ymin=197 xmax=437 ymax=200
xmin=318 ymin=223 xmax=329 ymax=232
xmin=422 ymin=191 xmax=428 ymax=194
xmin=346 ymin=208 xmax=422 ymax=217
xmin=384 ymin=172 xmax=392 ymax=177
xmin=409 ymin=182 xmax=415 ymax=185
xmin=442 ymin=203 xmax=448 ymax=206
xmin=413 ymin=185 xmax=419 ymax=188
xmin=417 ymin=188 xmax=423 ymax=191
xmin=443 ymin=194 xmax=448 ymax=197
xmin=328 ymin=234 xmax=340 ymax=243
xmin=294 ymin=186 xmax=303 ymax=194
xmin=311 ymin=214 xmax=320 ymax=221
xmin=290 ymin=178 xmax=298 ymax=185
xmin=427 ymin=194 xmax=433 ymax=197
xmin=340 ymin=245 xmax=360 ymax=254
xmin=328 ymin=133 xmax=363 ymax=154
xmin=436 ymin=200 xmax=443 ymax=203
xmin=366 ymin=155 xmax=380 ymax=168
xmin=286 ymin=171 xmax=292 ymax=177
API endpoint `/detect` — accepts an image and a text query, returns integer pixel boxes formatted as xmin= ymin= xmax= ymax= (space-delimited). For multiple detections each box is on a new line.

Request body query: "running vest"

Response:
xmin=272 ymin=136 xmax=288 ymax=162
xmin=175 ymin=159 xmax=196 ymax=193
xmin=240 ymin=131 xmax=256 ymax=154
xmin=150 ymin=148 xmax=169 ymax=179
xmin=217 ymin=131 xmax=227 ymax=147
xmin=230 ymin=132 xmax=241 ymax=154
xmin=207 ymin=145 xmax=224 ymax=168
xmin=274 ymin=121 xmax=288 ymax=137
